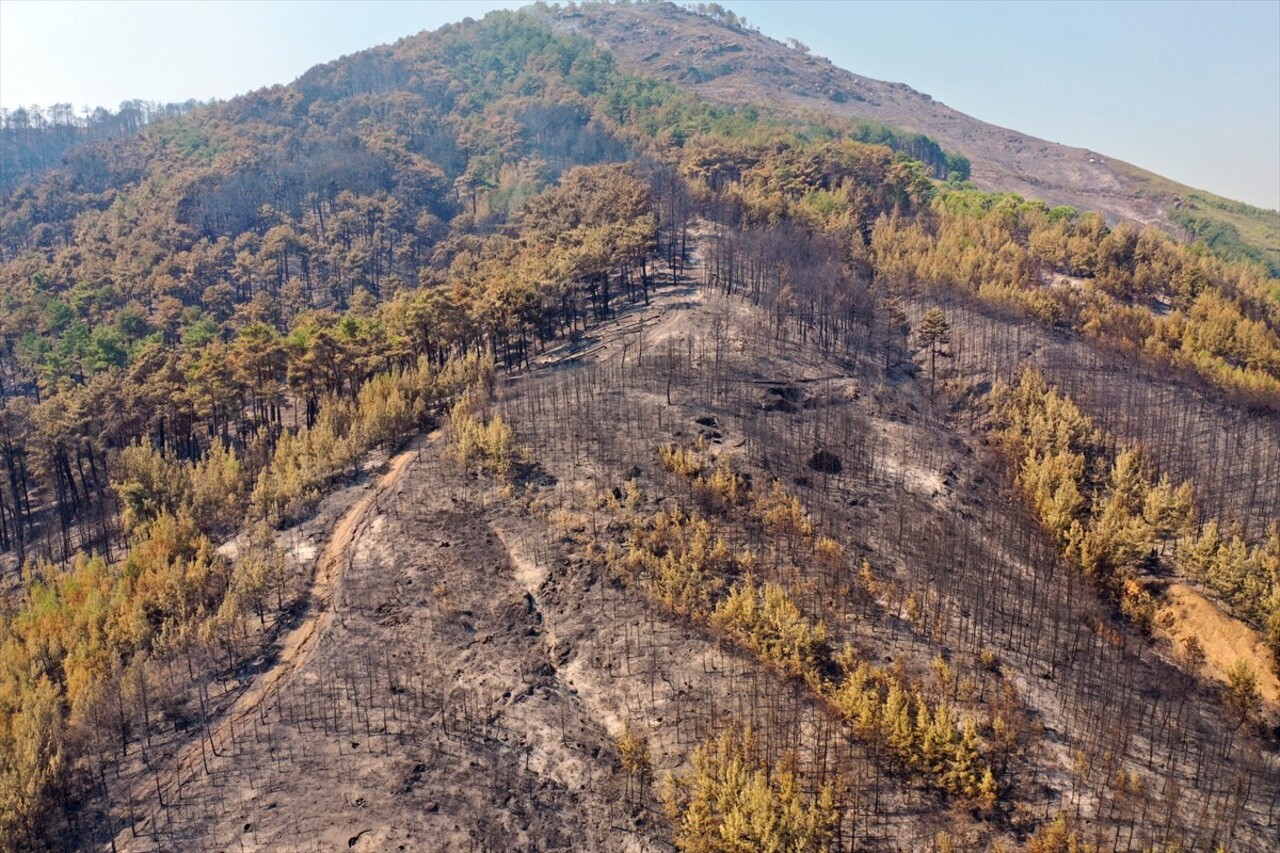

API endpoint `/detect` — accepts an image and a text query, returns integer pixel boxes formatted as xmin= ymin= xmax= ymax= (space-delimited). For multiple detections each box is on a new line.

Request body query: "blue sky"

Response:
xmin=1 ymin=0 xmax=1277 ymax=210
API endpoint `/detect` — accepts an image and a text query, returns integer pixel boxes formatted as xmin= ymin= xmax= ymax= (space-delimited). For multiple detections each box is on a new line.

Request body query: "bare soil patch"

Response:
xmin=1155 ymin=582 xmax=1280 ymax=713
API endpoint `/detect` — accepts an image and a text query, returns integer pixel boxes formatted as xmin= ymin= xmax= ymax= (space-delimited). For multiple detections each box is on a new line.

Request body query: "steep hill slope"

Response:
xmin=548 ymin=1 xmax=1280 ymax=270
xmin=100 ymin=255 xmax=1280 ymax=853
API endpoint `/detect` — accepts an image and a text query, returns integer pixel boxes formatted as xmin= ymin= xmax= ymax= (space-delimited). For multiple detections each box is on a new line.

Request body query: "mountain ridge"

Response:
xmin=543 ymin=0 xmax=1279 ymax=267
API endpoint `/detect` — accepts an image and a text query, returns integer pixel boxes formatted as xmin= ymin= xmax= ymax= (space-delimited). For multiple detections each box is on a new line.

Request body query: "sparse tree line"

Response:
xmin=448 ymin=385 xmax=518 ymax=478
xmin=1 ymin=100 xmax=205 ymax=196
xmin=661 ymin=724 xmax=838 ymax=853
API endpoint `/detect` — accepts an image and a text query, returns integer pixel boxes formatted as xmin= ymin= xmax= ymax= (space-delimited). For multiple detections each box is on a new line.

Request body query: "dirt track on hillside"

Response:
xmin=117 ymin=443 xmax=421 ymax=851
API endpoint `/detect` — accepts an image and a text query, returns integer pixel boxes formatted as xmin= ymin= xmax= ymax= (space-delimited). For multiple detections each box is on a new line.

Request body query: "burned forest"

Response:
xmin=1 ymin=4 xmax=1278 ymax=852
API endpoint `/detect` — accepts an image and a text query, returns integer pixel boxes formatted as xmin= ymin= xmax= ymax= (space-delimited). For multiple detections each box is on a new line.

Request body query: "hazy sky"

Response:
xmin=1 ymin=0 xmax=1277 ymax=210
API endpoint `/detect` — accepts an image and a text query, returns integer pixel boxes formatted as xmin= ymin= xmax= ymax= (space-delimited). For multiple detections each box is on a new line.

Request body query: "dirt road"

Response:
xmin=117 ymin=442 xmax=421 ymax=850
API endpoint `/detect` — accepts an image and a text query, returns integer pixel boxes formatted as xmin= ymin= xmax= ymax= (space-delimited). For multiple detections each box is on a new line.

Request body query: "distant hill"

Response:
xmin=547 ymin=1 xmax=1279 ymax=273
xmin=0 ymin=100 xmax=205 ymax=195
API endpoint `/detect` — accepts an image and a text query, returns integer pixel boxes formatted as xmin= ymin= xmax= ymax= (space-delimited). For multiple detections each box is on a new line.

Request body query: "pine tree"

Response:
xmin=915 ymin=306 xmax=951 ymax=386
xmin=1224 ymin=658 xmax=1261 ymax=726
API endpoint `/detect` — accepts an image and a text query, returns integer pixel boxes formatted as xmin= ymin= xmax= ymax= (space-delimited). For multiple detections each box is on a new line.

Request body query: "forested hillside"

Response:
xmin=1 ymin=3 xmax=1277 ymax=851
xmin=0 ymin=100 xmax=206 ymax=197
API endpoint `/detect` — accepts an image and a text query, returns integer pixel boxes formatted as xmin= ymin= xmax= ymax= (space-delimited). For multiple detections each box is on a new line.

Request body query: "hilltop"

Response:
xmin=547 ymin=1 xmax=1280 ymax=272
